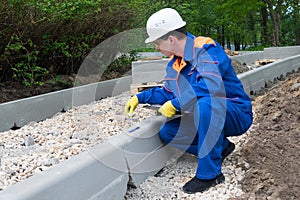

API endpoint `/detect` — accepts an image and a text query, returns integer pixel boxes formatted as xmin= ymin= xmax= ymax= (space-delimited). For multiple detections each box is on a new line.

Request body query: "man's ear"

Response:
xmin=169 ymin=35 xmax=176 ymax=44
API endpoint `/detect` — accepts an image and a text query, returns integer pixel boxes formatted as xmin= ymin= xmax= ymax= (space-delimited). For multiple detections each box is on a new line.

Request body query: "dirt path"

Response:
xmin=238 ymin=71 xmax=300 ymax=199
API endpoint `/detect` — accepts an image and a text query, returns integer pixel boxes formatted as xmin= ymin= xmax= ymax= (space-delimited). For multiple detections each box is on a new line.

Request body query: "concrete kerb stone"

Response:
xmin=0 ymin=76 xmax=131 ymax=132
xmin=238 ymin=54 xmax=300 ymax=95
xmin=231 ymin=51 xmax=264 ymax=65
xmin=0 ymin=148 xmax=129 ymax=200
xmin=0 ymin=91 xmax=64 ymax=131
xmin=238 ymin=67 xmax=266 ymax=95
xmin=63 ymin=83 xmax=98 ymax=110
xmin=0 ymin=102 xmax=15 ymax=131
xmin=63 ymin=76 xmax=131 ymax=111
xmin=264 ymin=46 xmax=300 ymax=59
xmin=88 ymin=174 xmax=129 ymax=200
xmin=132 ymin=59 xmax=168 ymax=84
xmin=105 ymin=76 xmax=132 ymax=97
xmin=120 ymin=116 xmax=177 ymax=186
xmin=88 ymin=115 xmax=177 ymax=187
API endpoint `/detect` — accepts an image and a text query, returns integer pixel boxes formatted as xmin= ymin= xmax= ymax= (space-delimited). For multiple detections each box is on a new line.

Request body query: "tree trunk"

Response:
xmin=294 ymin=0 xmax=300 ymax=45
xmin=296 ymin=23 xmax=300 ymax=45
xmin=249 ymin=12 xmax=257 ymax=46
xmin=234 ymin=39 xmax=241 ymax=51
xmin=262 ymin=0 xmax=283 ymax=46
xmin=216 ymin=26 xmax=225 ymax=47
xmin=273 ymin=17 xmax=280 ymax=46
xmin=221 ymin=26 xmax=225 ymax=47
xmin=261 ymin=6 xmax=269 ymax=45
xmin=226 ymin=40 xmax=231 ymax=49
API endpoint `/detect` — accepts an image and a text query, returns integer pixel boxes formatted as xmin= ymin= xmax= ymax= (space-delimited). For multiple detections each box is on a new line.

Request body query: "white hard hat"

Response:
xmin=145 ymin=8 xmax=186 ymax=43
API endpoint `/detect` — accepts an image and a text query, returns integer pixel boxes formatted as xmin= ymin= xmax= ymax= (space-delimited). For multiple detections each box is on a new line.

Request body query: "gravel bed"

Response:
xmin=124 ymin=132 xmax=251 ymax=200
xmin=0 ymin=91 xmax=155 ymax=191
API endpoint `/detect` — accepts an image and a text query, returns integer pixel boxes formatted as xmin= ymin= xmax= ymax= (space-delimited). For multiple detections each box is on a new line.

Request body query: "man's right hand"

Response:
xmin=125 ymin=95 xmax=139 ymax=116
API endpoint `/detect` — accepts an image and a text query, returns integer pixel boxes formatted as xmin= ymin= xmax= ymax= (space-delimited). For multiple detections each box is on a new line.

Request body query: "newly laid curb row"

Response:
xmin=0 ymin=46 xmax=299 ymax=200
xmin=238 ymin=54 xmax=300 ymax=95
xmin=0 ymin=77 xmax=131 ymax=132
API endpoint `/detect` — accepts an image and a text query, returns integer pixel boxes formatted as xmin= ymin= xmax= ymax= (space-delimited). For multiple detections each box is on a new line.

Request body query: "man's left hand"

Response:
xmin=158 ymin=101 xmax=176 ymax=118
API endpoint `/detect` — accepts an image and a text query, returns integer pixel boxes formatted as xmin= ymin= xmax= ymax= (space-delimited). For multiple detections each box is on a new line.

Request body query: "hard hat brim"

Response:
xmin=145 ymin=21 xmax=186 ymax=43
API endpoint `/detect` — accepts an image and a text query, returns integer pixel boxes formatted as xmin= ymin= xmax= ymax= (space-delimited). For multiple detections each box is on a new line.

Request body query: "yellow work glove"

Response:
xmin=125 ymin=95 xmax=139 ymax=116
xmin=158 ymin=101 xmax=176 ymax=118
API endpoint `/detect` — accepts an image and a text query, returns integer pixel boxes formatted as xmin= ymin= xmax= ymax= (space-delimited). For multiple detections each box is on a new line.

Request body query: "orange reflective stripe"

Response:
xmin=194 ymin=36 xmax=216 ymax=48
xmin=172 ymin=58 xmax=187 ymax=73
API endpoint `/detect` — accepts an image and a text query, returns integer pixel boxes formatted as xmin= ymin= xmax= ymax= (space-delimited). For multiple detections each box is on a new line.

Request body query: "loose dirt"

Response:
xmin=238 ymin=70 xmax=300 ymax=199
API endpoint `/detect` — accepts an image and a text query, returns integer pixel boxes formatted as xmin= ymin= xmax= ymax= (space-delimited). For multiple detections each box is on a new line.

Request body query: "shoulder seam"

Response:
xmin=194 ymin=37 xmax=216 ymax=48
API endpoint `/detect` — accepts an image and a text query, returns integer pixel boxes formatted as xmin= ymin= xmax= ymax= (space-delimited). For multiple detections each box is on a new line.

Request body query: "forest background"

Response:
xmin=0 ymin=0 xmax=299 ymax=89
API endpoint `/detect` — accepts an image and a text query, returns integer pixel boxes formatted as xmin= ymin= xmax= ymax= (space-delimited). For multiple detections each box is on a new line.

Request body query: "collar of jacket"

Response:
xmin=183 ymin=32 xmax=216 ymax=63
xmin=170 ymin=32 xmax=216 ymax=73
xmin=169 ymin=32 xmax=194 ymax=73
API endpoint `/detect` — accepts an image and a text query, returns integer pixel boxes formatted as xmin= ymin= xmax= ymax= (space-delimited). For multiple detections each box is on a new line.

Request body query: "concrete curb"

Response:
xmin=132 ymin=59 xmax=168 ymax=84
xmin=264 ymin=46 xmax=300 ymax=59
xmin=0 ymin=76 xmax=131 ymax=132
xmin=238 ymin=54 xmax=300 ymax=95
xmin=1 ymin=47 xmax=299 ymax=200
xmin=232 ymin=51 xmax=264 ymax=65
xmin=0 ymin=145 xmax=129 ymax=200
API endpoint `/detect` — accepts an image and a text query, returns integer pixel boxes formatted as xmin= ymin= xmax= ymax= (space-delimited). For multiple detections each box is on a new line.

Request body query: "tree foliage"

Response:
xmin=0 ymin=0 xmax=299 ymax=86
xmin=0 ymin=0 xmax=139 ymax=85
xmin=136 ymin=0 xmax=299 ymax=49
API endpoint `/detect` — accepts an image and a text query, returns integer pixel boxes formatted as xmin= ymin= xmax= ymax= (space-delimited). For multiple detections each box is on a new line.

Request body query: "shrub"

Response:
xmin=0 ymin=0 xmax=139 ymax=86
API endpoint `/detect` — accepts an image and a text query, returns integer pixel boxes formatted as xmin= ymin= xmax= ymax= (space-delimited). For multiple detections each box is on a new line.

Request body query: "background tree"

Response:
xmin=292 ymin=0 xmax=300 ymax=45
xmin=261 ymin=0 xmax=284 ymax=46
xmin=260 ymin=5 xmax=270 ymax=45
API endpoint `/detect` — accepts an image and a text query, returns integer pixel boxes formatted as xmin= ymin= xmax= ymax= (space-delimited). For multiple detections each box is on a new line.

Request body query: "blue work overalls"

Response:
xmin=136 ymin=32 xmax=253 ymax=179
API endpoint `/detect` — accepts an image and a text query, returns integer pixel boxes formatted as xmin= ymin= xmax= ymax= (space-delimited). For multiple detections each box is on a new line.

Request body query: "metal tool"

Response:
xmin=143 ymin=104 xmax=191 ymax=116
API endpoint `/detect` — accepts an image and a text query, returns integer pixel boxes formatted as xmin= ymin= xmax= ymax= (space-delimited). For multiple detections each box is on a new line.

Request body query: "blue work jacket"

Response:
xmin=137 ymin=32 xmax=252 ymax=113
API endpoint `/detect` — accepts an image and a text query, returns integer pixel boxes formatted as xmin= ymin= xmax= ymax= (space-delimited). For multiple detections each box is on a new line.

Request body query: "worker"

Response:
xmin=124 ymin=8 xmax=253 ymax=194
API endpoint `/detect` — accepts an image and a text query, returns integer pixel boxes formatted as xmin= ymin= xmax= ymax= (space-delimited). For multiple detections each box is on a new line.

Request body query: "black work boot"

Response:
xmin=222 ymin=141 xmax=235 ymax=161
xmin=182 ymin=173 xmax=225 ymax=194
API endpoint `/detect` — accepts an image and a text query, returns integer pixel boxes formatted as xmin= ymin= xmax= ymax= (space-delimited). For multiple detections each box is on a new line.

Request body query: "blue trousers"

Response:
xmin=159 ymin=97 xmax=252 ymax=180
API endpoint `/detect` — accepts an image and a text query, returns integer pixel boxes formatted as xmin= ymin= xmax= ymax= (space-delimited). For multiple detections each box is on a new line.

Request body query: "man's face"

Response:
xmin=153 ymin=38 xmax=174 ymax=57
